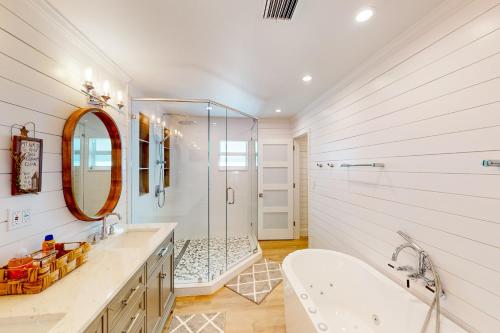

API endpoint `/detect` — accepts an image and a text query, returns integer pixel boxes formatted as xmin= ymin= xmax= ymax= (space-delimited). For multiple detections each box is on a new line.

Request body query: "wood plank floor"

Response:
xmin=164 ymin=237 xmax=308 ymax=333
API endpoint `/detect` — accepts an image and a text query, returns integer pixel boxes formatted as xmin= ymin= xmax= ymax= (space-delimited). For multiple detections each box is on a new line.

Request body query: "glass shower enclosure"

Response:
xmin=130 ymin=99 xmax=258 ymax=286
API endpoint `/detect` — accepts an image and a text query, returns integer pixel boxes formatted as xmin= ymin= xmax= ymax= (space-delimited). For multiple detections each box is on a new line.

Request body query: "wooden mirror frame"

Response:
xmin=62 ymin=107 xmax=122 ymax=221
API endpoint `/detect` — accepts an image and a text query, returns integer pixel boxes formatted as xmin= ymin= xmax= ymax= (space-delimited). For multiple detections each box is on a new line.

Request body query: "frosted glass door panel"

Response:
xmin=263 ymin=168 xmax=288 ymax=184
xmin=263 ymin=213 xmax=288 ymax=229
xmin=258 ymin=140 xmax=294 ymax=240
xmin=263 ymin=190 xmax=288 ymax=207
xmin=263 ymin=144 xmax=288 ymax=162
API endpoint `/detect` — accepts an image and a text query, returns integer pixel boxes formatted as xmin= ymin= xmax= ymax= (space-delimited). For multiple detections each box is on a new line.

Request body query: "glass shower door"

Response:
xmin=226 ymin=113 xmax=258 ymax=269
xmin=208 ymin=103 xmax=227 ymax=280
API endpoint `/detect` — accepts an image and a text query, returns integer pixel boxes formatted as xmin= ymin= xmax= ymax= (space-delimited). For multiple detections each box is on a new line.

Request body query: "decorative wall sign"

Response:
xmin=10 ymin=123 xmax=43 ymax=195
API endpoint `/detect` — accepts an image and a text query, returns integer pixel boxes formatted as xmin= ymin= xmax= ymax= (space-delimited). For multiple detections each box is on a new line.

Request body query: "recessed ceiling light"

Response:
xmin=275 ymin=109 xmax=282 ymax=113
xmin=302 ymin=75 xmax=312 ymax=83
xmin=355 ymin=8 xmax=374 ymax=23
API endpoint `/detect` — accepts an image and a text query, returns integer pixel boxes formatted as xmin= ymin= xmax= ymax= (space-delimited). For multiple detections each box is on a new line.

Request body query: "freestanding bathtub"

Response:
xmin=282 ymin=249 xmax=467 ymax=333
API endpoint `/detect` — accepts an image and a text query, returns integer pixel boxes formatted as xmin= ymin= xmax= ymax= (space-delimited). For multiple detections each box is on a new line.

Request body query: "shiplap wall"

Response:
xmin=293 ymin=0 xmax=500 ymax=331
xmin=258 ymin=118 xmax=292 ymax=141
xmin=0 ymin=0 xmax=129 ymax=263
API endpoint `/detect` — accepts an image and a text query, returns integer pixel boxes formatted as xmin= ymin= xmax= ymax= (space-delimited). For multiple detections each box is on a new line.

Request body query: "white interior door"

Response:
xmin=258 ymin=139 xmax=294 ymax=240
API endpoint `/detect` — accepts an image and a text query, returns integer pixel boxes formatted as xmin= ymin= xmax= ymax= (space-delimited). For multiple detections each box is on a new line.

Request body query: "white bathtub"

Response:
xmin=282 ymin=249 xmax=467 ymax=333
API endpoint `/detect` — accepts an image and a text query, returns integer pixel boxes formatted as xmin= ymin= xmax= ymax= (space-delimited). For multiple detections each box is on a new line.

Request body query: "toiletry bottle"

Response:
xmin=42 ymin=234 xmax=55 ymax=253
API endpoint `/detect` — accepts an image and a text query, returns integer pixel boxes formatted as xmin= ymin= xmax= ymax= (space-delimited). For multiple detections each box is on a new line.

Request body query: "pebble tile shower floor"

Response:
xmin=174 ymin=236 xmax=255 ymax=283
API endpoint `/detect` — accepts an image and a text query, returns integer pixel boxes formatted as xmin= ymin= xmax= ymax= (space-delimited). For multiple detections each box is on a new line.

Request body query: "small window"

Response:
xmin=88 ymin=138 xmax=112 ymax=171
xmin=219 ymin=140 xmax=248 ymax=170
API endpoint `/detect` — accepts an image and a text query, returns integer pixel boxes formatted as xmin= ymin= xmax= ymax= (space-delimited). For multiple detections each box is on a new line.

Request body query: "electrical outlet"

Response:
xmin=22 ymin=209 xmax=32 ymax=224
xmin=7 ymin=208 xmax=31 ymax=230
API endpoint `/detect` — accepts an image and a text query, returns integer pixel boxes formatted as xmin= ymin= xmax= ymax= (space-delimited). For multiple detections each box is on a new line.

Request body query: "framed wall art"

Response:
xmin=10 ymin=123 xmax=43 ymax=195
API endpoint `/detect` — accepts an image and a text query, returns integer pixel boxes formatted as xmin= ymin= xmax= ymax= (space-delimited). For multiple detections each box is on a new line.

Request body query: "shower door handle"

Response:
xmin=227 ymin=187 xmax=235 ymax=205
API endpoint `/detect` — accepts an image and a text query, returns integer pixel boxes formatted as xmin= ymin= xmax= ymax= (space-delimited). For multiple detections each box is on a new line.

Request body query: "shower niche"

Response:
xmin=130 ymin=100 xmax=259 ymax=295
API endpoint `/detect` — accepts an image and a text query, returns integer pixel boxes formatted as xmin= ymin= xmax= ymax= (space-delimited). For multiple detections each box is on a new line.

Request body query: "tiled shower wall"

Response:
xmin=293 ymin=0 xmax=500 ymax=331
xmin=0 ymin=0 xmax=129 ymax=263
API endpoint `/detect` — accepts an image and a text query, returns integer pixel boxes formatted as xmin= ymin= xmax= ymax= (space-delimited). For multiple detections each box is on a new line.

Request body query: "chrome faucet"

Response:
xmin=392 ymin=231 xmax=429 ymax=280
xmin=100 ymin=212 xmax=122 ymax=240
xmin=392 ymin=231 xmax=445 ymax=333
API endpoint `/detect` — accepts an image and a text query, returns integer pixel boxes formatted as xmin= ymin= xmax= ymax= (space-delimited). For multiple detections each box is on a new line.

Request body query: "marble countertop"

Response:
xmin=0 ymin=223 xmax=176 ymax=333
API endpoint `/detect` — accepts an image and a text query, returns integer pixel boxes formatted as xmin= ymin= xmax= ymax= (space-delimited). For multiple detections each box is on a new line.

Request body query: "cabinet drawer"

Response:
xmin=108 ymin=265 xmax=146 ymax=330
xmin=146 ymin=233 xmax=173 ymax=279
xmin=111 ymin=290 xmax=146 ymax=333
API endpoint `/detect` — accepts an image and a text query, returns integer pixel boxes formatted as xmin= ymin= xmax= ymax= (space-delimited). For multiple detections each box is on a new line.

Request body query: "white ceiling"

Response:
xmin=48 ymin=0 xmax=445 ymax=118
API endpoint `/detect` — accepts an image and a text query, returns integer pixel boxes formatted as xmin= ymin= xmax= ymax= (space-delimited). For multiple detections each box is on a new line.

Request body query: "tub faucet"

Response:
xmin=392 ymin=231 xmax=427 ymax=278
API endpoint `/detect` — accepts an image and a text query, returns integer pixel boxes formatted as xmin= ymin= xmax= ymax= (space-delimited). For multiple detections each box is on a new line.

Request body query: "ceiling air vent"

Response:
xmin=263 ymin=0 xmax=298 ymax=20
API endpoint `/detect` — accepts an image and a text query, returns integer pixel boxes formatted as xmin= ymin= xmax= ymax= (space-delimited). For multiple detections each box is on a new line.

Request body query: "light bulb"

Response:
xmin=84 ymin=67 xmax=93 ymax=81
xmin=156 ymin=118 xmax=161 ymax=124
xmin=102 ymin=80 xmax=110 ymax=94
xmin=356 ymin=8 xmax=374 ymax=22
xmin=302 ymin=75 xmax=312 ymax=82
xmin=117 ymin=90 xmax=123 ymax=103
xmin=162 ymin=121 xmax=166 ymax=127
xmin=152 ymin=114 xmax=156 ymax=121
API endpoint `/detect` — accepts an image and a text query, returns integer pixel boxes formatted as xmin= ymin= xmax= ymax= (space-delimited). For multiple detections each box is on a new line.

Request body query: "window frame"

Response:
xmin=87 ymin=137 xmax=112 ymax=171
xmin=218 ymin=140 xmax=249 ymax=171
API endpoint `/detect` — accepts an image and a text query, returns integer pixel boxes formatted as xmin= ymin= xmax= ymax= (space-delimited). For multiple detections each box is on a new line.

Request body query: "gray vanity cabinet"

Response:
xmin=83 ymin=231 xmax=175 ymax=333
xmin=146 ymin=233 xmax=175 ymax=333
xmin=85 ymin=310 xmax=107 ymax=333
xmin=160 ymin=252 xmax=174 ymax=314
xmin=146 ymin=263 xmax=162 ymax=332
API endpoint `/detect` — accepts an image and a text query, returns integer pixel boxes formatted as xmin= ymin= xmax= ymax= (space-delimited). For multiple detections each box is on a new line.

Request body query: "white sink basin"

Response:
xmin=0 ymin=313 xmax=65 ymax=333
xmin=108 ymin=227 xmax=160 ymax=249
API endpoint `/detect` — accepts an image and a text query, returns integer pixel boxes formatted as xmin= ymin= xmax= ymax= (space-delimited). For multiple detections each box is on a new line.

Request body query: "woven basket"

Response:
xmin=0 ymin=242 xmax=90 ymax=296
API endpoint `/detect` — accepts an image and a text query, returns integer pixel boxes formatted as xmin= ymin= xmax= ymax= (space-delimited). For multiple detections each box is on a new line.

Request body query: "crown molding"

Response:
xmin=293 ymin=0 xmax=473 ymax=122
xmin=28 ymin=0 xmax=131 ymax=84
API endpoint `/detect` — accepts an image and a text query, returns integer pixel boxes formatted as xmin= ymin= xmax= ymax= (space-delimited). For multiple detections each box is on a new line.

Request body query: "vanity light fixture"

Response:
xmin=81 ymin=69 xmax=123 ymax=112
xmin=101 ymin=80 xmax=111 ymax=102
xmin=356 ymin=7 xmax=374 ymax=22
xmin=302 ymin=75 xmax=312 ymax=83
xmin=275 ymin=109 xmax=282 ymax=113
xmin=83 ymin=67 xmax=94 ymax=93
xmin=116 ymin=91 xmax=124 ymax=110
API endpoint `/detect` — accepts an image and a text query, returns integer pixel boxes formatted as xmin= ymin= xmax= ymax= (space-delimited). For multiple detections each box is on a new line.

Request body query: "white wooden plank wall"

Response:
xmin=293 ymin=1 xmax=500 ymax=331
xmin=258 ymin=118 xmax=292 ymax=141
xmin=0 ymin=0 xmax=129 ymax=263
xmin=297 ymin=136 xmax=308 ymax=237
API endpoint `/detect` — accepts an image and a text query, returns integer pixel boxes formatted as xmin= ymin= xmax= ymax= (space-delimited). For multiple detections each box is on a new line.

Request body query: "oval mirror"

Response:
xmin=62 ymin=108 xmax=122 ymax=221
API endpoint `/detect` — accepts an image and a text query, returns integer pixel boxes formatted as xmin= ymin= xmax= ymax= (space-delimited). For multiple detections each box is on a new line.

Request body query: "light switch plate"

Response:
xmin=7 ymin=208 xmax=31 ymax=230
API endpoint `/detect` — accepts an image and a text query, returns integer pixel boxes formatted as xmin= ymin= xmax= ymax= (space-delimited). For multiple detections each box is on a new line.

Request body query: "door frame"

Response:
xmin=293 ymin=130 xmax=310 ymax=240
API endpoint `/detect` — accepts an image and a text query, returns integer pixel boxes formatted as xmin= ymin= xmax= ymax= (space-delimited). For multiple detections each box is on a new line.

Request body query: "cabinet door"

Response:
xmin=84 ymin=310 xmax=107 ymax=333
xmin=160 ymin=247 xmax=174 ymax=313
xmin=146 ymin=263 xmax=162 ymax=333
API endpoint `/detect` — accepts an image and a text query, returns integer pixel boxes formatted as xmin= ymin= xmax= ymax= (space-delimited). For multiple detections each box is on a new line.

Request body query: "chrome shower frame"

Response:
xmin=130 ymin=98 xmax=258 ymax=121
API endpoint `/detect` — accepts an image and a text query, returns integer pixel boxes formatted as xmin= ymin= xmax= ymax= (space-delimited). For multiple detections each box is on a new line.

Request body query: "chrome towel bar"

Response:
xmin=482 ymin=160 xmax=500 ymax=167
xmin=340 ymin=163 xmax=385 ymax=168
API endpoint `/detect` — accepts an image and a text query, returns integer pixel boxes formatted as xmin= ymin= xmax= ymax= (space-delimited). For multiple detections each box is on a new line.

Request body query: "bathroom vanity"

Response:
xmin=0 ymin=223 xmax=176 ymax=333
xmin=85 ymin=226 xmax=175 ymax=333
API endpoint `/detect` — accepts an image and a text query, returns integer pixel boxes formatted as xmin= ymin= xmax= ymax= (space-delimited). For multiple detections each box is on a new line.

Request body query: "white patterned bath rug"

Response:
xmin=167 ymin=312 xmax=225 ymax=333
xmin=225 ymin=258 xmax=283 ymax=304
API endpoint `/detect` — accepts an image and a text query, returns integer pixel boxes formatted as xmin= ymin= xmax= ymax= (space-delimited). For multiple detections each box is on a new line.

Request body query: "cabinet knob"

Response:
xmin=160 ymin=272 xmax=167 ymax=279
